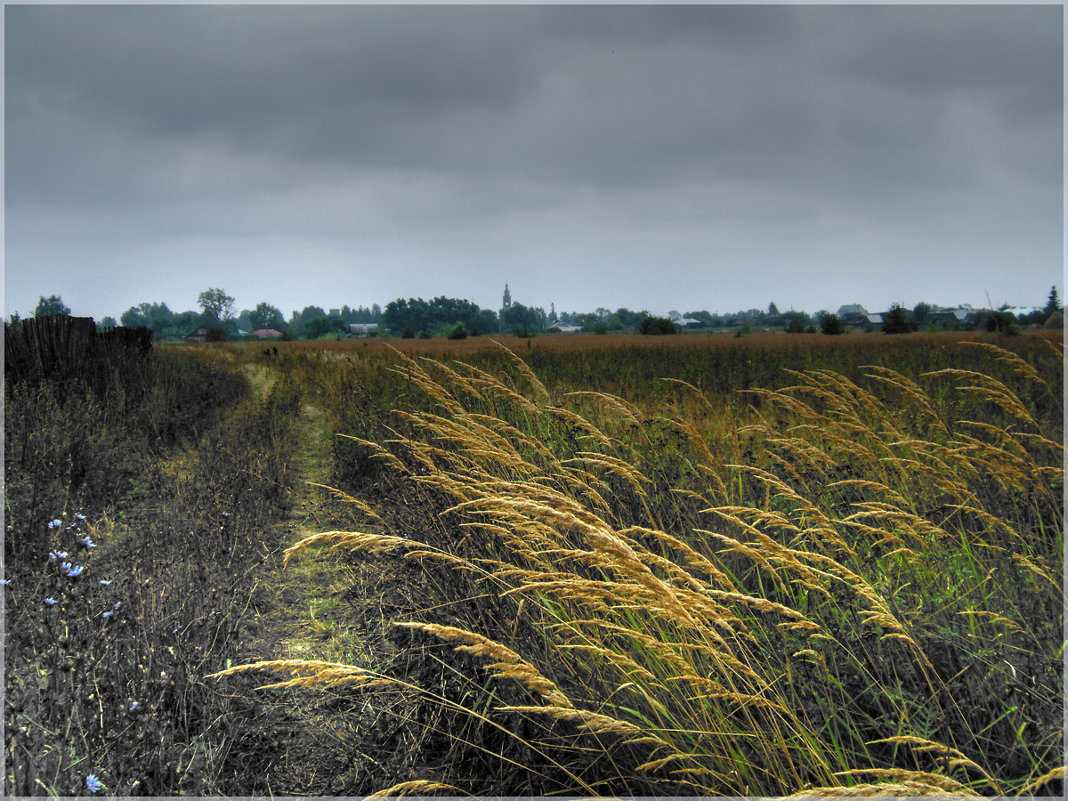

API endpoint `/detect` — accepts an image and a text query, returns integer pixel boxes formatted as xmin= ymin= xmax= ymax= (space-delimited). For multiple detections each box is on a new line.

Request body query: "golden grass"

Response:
xmin=216 ymin=337 xmax=1063 ymax=796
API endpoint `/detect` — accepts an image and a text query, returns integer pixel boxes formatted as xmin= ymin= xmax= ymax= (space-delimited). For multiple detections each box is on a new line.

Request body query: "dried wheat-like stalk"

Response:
xmin=386 ymin=349 xmax=466 ymax=417
xmin=833 ymin=768 xmax=979 ymax=795
xmin=621 ymin=525 xmax=736 ymax=590
xmin=419 ymin=356 xmax=480 ymax=399
xmin=1015 ymin=765 xmax=1065 ymax=796
xmin=307 ymin=481 xmax=387 ymax=524
xmin=335 ymin=433 xmax=409 ymax=473
xmin=582 ymin=525 xmax=698 ymax=628
xmin=491 ymin=337 xmax=552 ymax=407
xmin=788 ymin=780 xmax=978 ymax=797
xmin=393 ymin=621 xmax=575 ymax=708
xmin=923 ymin=368 xmax=1038 ymax=429
xmin=365 ymin=779 xmax=463 ymax=798
xmin=500 ymin=704 xmax=666 ymax=747
xmin=469 ymin=374 xmax=541 ymax=415
xmin=546 ymin=404 xmax=618 ymax=448
xmin=557 ymin=643 xmax=660 ymax=684
xmin=862 ymin=365 xmax=949 ymax=434
xmin=283 ymin=530 xmax=467 ymax=570
xmin=564 ymin=390 xmax=644 ymax=428
xmin=562 ymin=451 xmax=649 ymax=497
xmin=208 ymin=659 xmax=392 ymax=691
xmin=960 ymin=340 xmax=1048 ymax=387
xmin=868 ymin=735 xmax=1003 ymax=794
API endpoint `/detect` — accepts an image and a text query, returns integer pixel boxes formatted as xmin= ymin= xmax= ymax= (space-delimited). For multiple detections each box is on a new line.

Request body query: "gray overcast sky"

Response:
xmin=4 ymin=3 xmax=1064 ymax=322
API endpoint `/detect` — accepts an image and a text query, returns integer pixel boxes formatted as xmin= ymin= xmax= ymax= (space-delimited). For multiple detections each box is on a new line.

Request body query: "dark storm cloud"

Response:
xmin=4 ymin=4 xmax=1062 ymax=320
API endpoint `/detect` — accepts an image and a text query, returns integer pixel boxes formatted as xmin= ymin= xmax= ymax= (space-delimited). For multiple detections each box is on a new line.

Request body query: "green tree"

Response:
xmin=615 ymin=307 xmax=648 ymax=328
xmin=96 ymin=316 xmax=118 ymax=332
xmin=1043 ymin=286 xmax=1062 ymax=316
xmin=121 ymin=302 xmax=173 ymax=334
xmin=197 ymin=288 xmax=235 ymax=324
xmin=304 ymin=315 xmax=346 ymax=339
xmin=250 ymin=302 xmax=285 ymax=330
xmin=785 ymin=313 xmax=807 ymax=334
xmin=912 ymin=302 xmax=932 ymax=326
xmin=500 ymin=302 xmax=543 ymax=334
xmin=819 ymin=312 xmax=843 ymax=335
xmin=471 ymin=309 xmax=499 ymax=336
xmin=985 ymin=310 xmax=1019 ymax=336
xmin=881 ymin=303 xmax=914 ymax=334
xmin=639 ymin=316 xmax=677 ymax=335
xmin=34 ymin=295 xmax=70 ymax=317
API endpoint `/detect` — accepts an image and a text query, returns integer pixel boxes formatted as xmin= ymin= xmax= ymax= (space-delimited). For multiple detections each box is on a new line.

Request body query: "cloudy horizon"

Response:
xmin=4 ymin=3 xmax=1063 ymax=323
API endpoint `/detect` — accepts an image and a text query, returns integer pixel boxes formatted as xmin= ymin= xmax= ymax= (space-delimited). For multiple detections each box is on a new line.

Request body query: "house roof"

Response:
xmin=837 ymin=304 xmax=868 ymax=316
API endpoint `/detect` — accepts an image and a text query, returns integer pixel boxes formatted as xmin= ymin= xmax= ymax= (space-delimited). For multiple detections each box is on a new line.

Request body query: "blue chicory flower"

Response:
xmin=86 ymin=774 xmax=103 ymax=793
xmin=99 ymin=579 xmax=111 ymax=586
xmin=102 ymin=611 xmax=112 ymax=618
xmin=128 ymin=700 xmax=139 ymax=712
xmin=82 ymin=536 xmax=95 ymax=549
xmin=45 ymin=598 xmax=57 ymax=606
xmin=75 ymin=513 xmax=86 ymax=521
xmin=50 ymin=551 xmax=68 ymax=561
xmin=48 ymin=519 xmax=62 ymax=530
xmin=65 ymin=565 xmax=85 ymax=578
xmin=1 ymin=579 xmax=10 ymax=585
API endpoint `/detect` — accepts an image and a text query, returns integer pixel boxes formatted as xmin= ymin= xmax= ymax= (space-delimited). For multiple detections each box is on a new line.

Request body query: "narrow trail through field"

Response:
xmin=241 ymin=364 xmax=339 ymax=660
xmin=223 ymin=363 xmax=353 ymax=793
xmin=225 ymin=362 xmax=412 ymax=795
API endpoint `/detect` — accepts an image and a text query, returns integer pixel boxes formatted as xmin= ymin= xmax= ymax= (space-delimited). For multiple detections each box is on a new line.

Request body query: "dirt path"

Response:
xmin=224 ymin=363 xmax=405 ymax=795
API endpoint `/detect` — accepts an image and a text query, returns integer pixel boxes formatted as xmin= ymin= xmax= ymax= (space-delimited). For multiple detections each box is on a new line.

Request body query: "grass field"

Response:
xmin=5 ymin=328 xmax=1063 ymax=797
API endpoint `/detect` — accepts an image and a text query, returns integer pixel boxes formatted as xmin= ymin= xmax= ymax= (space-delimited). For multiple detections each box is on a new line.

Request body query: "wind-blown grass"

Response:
xmin=219 ymin=335 xmax=1063 ymax=796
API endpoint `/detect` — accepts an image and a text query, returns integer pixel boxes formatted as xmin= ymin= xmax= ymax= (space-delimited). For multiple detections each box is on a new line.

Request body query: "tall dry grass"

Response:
xmin=217 ymin=338 xmax=1063 ymax=796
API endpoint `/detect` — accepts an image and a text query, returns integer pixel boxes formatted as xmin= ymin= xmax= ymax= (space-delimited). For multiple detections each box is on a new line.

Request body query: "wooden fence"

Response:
xmin=4 ymin=315 xmax=153 ymax=388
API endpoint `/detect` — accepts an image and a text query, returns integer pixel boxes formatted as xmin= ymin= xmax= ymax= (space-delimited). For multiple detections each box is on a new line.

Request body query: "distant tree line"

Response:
xmin=383 ymin=297 xmax=498 ymax=339
xmin=14 ymin=285 xmax=1062 ymax=341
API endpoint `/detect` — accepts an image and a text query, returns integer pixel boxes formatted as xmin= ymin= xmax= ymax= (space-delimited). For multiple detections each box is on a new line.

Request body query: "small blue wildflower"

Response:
xmin=66 ymin=564 xmax=85 ymax=578
xmin=99 ymin=579 xmax=111 ymax=586
xmin=128 ymin=701 xmax=139 ymax=712
xmin=48 ymin=519 xmax=62 ymax=530
xmin=221 ymin=511 xmax=230 ymax=517
xmin=86 ymin=774 xmax=103 ymax=793
xmin=82 ymin=536 xmax=95 ymax=549
xmin=45 ymin=598 xmax=57 ymax=606
xmin=113 ymin=601 xmax=121 ymax=609
xmin=50 ymin=550 xmax=68 ymax=561
xmin=102 ymin=611 xmax=112 ymax=618
xmin=75 ymin=513 xmax=86 ymax=521
xmin=1 ymin=579 xmax=10 ymax=585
